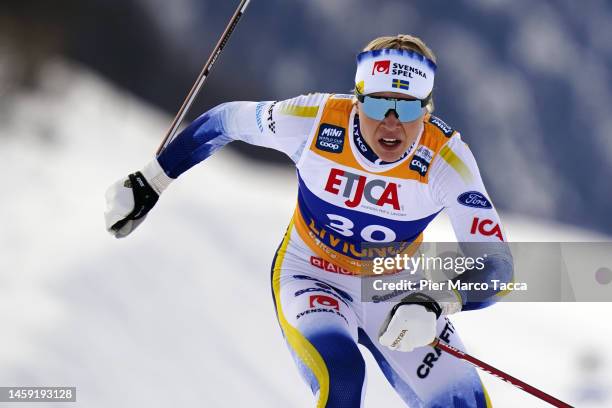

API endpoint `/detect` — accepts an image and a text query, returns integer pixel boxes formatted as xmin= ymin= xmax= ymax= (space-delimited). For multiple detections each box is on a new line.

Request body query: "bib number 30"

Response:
xmin=326 ymin=214 xmax=396 ymax=243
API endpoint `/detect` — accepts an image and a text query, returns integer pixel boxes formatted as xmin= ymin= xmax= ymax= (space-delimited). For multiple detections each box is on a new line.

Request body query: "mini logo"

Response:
xmin=372 ymin=60 xmax=390 ymax=75
xmin=470 ymin=217 xmax=504 ymax=241
xmin=316 ymin=124 xmax=345 ymax=153
xmin=428 ymin=115 xmax=454 ymax=137
xmin=457 ymin=191 xmax=492 ymax=209
xmin=392 ymin=79 xmax=410 ymax=90
xmin=309 ymin=294 xmax=340 ymax=310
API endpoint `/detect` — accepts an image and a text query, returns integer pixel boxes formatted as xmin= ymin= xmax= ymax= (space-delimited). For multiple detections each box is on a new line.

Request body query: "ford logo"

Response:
xmin=457 ymin=191 xmax=492 ymax=209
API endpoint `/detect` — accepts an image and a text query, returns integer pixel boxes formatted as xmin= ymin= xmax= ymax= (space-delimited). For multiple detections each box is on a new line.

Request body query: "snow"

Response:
xmin=1 ymin=59 xmax=610 ymax=407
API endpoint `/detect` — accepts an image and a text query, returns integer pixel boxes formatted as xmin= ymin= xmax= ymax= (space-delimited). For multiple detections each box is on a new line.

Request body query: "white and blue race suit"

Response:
xmin=156 ymin=93 xmax=513 ymax=407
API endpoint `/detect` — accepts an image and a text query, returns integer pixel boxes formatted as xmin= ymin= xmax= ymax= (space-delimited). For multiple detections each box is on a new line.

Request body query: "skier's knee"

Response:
xmin=308 ymin=331 xmax=366 ymax=407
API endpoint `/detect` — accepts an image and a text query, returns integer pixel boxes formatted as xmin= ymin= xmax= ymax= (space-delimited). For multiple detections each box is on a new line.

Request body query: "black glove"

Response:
xmin=391 ymin=292 xmax=442 ymax=319
xmin=105 ymin=171 xmax=159 ymax=238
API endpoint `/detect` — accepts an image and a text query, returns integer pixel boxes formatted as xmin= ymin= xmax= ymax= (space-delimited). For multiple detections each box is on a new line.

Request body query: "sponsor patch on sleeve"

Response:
xmin=457 ymin=191 xmax=492 ymax=209
xmin=409 ymin=145 xmax=434 ymax=176
xmin=428 ymin=115 xmax=454 ymax=137
xmin=316 ymin=124 xmax=345 ymax=153
xmin=255 ymin=102 xmax=266 ymax=133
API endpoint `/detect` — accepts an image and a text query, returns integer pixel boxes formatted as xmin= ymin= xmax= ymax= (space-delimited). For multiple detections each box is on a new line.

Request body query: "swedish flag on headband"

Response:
xmin=391 ymin=79 xmax=409 ymax=90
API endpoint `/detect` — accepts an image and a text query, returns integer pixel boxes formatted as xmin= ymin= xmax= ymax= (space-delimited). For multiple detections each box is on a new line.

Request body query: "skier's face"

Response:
xmin=357 ymin=92 xmax=424 ymax=162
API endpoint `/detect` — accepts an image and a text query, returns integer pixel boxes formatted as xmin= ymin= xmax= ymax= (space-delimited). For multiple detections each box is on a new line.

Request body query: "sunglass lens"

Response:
xmin=361 ymin=96 xmax=423 ymax=122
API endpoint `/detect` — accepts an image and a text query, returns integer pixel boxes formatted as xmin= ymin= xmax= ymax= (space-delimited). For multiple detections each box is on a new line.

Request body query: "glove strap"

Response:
xmin=392 ymin=292 xmax=443 ymax=319
xmin=126 ymin=172 xmax=159 ymax=219
xmin=110 ymin=172 xmax=159 ymax=231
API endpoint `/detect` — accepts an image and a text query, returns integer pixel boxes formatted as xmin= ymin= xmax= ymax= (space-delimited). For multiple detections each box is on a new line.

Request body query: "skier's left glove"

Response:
xmin=378 ymin=293 xmax=442 ymax=352
xmin=104 ymin=158 xmax=172 ymax=238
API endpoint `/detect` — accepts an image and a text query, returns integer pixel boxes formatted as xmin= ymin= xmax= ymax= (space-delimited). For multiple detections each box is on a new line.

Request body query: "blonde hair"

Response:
xmin=361 ymin=34 xmax=437 ymax=112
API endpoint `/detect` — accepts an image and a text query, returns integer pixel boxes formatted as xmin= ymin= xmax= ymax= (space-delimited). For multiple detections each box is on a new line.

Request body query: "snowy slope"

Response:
xmin=1 ymin=60 xmax=611 ymax=407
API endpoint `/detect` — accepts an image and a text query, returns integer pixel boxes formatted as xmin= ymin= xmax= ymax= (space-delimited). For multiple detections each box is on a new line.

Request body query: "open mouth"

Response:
xmin=379 ymin=138 xmax=402 ymax=148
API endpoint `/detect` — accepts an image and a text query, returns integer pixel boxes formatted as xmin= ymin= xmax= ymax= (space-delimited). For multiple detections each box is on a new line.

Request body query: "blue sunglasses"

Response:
xmin=357 ymin=94 xmax=429 ymax=122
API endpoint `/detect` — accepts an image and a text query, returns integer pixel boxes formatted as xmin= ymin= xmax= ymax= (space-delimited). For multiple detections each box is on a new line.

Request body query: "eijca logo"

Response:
xmin=324 ymin=168 xmax=400 ymax=210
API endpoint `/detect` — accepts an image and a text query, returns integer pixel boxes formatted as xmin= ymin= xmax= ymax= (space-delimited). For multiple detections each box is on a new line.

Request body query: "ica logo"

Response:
xmin=470 ymin=217 xmax=504 ymax=241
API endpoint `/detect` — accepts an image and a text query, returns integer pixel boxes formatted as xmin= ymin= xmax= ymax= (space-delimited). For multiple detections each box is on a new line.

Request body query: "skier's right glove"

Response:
xmin=378 ymin=293 xmax=441 ymax=352
xmin=104 ymin=159 xmax=173 ymax=238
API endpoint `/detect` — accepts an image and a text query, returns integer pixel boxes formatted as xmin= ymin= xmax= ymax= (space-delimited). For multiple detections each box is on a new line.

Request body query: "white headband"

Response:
xmin=355 ymin=49 xmax=436 ymax=100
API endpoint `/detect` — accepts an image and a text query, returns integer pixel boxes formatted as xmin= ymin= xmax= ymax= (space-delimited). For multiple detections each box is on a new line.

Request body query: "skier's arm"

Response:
xmin=429 ymin=134 xmax=514 ymax=311
xmin=157 ymin=94 xmax=327 ymax=177
xmin=104 ymin=93 xmax=328 ymax=238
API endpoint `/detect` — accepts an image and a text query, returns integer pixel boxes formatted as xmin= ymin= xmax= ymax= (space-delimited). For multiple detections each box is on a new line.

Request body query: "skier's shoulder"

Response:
xmin=423 ymin=112 xmax=459 ymax=140
xmin=425 ymin=117 xmax=481 ymax=186
xmin=275 ymin=92 xmax=328 ymax=119
xmin=277 ymin=92 xmax=354 ymax=118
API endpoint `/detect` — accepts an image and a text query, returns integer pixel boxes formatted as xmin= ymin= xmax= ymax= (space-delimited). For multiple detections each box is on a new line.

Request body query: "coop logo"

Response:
xmin=409 ymin=146 xmax=433 ymax=177
xmin=457 ymin=191 xmax=492 ymax=209
xmin=372 ymin=60 xmax=390 ymax=75
xmin=309 ymin=294 xmax=340 ymax=311
xmin=316 ymin=124 xmax=345 ymax=153
xmin=410 ymin=157 xmax=429 ymax=176
xmin=324 ymin=168 xmax=400 ymax=210
xmin=470 ymin=217 xmax=504 ymax=241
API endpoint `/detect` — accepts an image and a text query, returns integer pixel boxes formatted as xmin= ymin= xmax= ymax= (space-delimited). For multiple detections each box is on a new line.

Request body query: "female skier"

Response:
xmin=105 ymin=34 xmax=512 ymax=407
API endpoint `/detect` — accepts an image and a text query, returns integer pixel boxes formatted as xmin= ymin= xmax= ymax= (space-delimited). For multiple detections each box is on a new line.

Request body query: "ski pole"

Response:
xmin=156 ymin=0 xmax=252 ymax=155
xmin=431 ymin=338 xmax=574 ymax=408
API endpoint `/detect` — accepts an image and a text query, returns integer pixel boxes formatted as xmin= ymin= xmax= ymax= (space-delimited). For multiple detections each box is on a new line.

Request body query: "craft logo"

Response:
xmin=457 ymin=191 xmax=492 ymax=209
xmin=417 ymin=320 xmax=455 ymax=379
xmin=470 ymin=217 xmax=504 ymax=241
xmin=428 ymin=115 xmax=453 ymax=137
xmin=372 ymin=60 xmax=391 ymax=75
xmin=325 ymin=168 xmax=400 ymax=210
xmin=316 ymin=124 xmax=345 ymax=153
xmin=309 ymin=294 xmax=340 ymax=311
